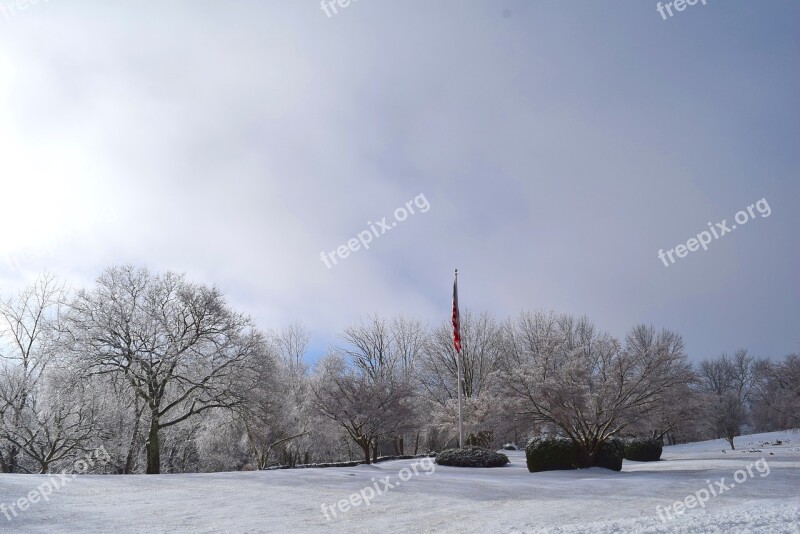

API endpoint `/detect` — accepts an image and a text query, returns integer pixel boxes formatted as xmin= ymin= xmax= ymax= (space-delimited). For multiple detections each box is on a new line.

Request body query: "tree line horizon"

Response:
xmin=0 ymin=265 xmax=797 ymax=474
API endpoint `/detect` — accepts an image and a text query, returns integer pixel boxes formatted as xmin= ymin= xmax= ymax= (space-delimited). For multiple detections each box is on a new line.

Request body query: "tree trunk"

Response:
xmin=391 ymin=435 xmax=405 ymax=456
xmin=10 ymin=446 xmax=19 ymax=474
xmin=576 ymin=439 xmax=596 ymax=468
xmin=146 ymin=415 xmax=161 ymax=474
xmin=124 ymin=403 xmax=142 ymax=474
xmin=359 ymin=438 xmax=371 ymax=465
xmin=5 ymin=445 xmax=19 ymax=474
xmin=372 ymin=437 xmax=378 ymax=463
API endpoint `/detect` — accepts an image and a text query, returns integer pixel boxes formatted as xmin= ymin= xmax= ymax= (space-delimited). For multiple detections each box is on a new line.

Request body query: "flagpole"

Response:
xmin=457 ymin=344 xmax=464 ymax=449
xmin=455 ymin=269 xmax=464 ymax=449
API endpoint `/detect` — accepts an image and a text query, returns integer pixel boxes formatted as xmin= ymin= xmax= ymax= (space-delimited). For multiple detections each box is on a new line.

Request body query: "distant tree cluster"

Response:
xmin=0 ymin=267 xmax=796 ymax=474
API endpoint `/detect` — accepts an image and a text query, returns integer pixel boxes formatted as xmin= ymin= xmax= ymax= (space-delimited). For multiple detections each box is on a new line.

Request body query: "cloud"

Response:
xmin=0 ymin=0 xmax=797 ymax=360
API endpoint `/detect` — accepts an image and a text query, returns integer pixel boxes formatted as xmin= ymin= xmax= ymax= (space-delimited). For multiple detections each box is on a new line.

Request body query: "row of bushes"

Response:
xmin=266 ymin=438 xmax=661 ymax=471
xmin=265 ymin=453 xmax=437 ymax=470
xmin=525 ymin=436 xmax=662 ymax=472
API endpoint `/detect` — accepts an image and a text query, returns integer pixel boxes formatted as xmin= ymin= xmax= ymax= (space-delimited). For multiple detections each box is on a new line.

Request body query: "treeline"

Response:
xmin=0 ymin=267 xmax=797 ymax=474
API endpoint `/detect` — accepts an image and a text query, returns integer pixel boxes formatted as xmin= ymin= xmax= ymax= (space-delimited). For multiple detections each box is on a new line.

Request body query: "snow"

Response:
xmin=0 ymin=430 xmax=798 ymax=533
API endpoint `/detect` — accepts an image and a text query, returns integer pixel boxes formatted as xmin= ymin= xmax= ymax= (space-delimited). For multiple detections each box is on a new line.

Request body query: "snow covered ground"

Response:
xmin=0 ymin=430 xmax=798 ymax=533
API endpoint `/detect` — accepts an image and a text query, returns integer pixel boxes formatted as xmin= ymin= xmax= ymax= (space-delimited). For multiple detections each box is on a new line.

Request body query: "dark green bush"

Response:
xmin=526 ymin=436 xmax=626 ymax=472
xmin=593 ymin=437 xmax=624 ymax=471
xmin=434 ymin=446 xmax=509 ymax=468
xmin=525 ymin=436 xmax=579 ymax=473
xmin=623 ymin=438 xmax=663 ymax=462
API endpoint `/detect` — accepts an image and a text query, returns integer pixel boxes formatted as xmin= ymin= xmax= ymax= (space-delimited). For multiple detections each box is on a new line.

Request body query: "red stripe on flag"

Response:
xmin=452 ymin=271 xmax=461 ymax=353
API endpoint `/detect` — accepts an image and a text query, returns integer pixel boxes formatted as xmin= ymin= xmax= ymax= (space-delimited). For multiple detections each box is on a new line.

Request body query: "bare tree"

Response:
xmin=65 ymin=266 xmax=261 ymax=474
xmin=0 ymin=365 xmax=100 ymax=473
xmin=419 ymin=311 xmax=501 ymax=405
xmin=391 ymin=315 xmax=427 ymax=380
xmin=0 ymin=273 xmax=66 ymax=473
xmin=312 ymin=352 xmax=414 ymax=464
xmin=274 ymin=323 xmax=310 ymax=371
xmin=751 ymin=355 xmax=800 ymax=432
xmin=334 ymin=315 xmax=424 ymax=457
xmin=498 ymin=314 xmax=693 ymax=466
xmin=622 ymin=325 xmax=702 ymax=442
xmin=234 ymin=340 xmax=309 ymax=470
xmin=340 ymin=315 xmax=396 ymax=383
xmin=699 ymin=350 xmax=758 ymax=450
xmin=775 ymin=354 xmax=800 ymax=426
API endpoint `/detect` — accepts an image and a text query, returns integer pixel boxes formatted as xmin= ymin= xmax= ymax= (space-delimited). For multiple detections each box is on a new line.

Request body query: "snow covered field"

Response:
xmin=1 ymin=430 xmax=798 ymax=533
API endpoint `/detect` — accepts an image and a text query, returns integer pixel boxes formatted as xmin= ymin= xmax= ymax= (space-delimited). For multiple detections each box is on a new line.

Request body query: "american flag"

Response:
xmin=452 ymin=269 xmax=461 ymax=353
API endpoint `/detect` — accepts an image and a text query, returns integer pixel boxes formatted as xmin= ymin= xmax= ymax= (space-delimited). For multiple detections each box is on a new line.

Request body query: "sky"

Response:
xmin=0 ymin=0 xmax=797 ymax=363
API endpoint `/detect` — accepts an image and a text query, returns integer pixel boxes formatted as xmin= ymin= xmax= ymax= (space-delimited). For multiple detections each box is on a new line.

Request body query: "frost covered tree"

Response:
xmin=498 ymin=314 xmax=693 ymax=466
xmin=232 ymin=326 xmax=310 ymax=470
xmin=621 ymin=326 xmax=702 ymax=443
xmin=312 ymin=352 xmax=415 ymax=464
xmin=0 ymin=365 xmax=100 ymax=474
xmin=419 ymin=311 xmax=500 ymax=405
xmin=65 ymin=266 xmax=261 ymax=474
xmin=0 ymin=274 xmax=68 ymax=473
xmin=337 ymin=315 xmax=422 ymax=458
xmin=751 ymin=355 xmax=800 ymax=431
xmin=312 ymin=317 xmax=417 ymax=464
xmin=699 ymin=350 xmax=759 ymax=450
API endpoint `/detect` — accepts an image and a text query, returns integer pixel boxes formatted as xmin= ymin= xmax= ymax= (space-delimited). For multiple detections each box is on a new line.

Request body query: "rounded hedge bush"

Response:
xmin=593 ymin=437 xmax=624 ymax=471
xmin=434 ymin=446 xmax=510 ymax=468
xmin=525 ymin=436 xmax=579 ymax=473
xmin=623 ymin=438 xmax=663 ymax=462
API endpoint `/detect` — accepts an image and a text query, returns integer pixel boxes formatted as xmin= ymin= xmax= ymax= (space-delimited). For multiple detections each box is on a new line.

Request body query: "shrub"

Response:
xmin=525 ymin=436 xmax=579 ymax=472
xmin=526 ymin=436 xmax=626 ymax=472
xmin=593 ymin=437 xmax=624 ymax=471
xmin=434 ymin=446 xmax=509 ymax=468
xmin=623 ymin=438 xmax=663 ymax=462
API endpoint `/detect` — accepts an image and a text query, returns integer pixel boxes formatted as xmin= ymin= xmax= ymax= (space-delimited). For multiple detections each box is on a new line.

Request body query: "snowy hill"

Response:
xmin=0 ymin=430 xmax=798 ymax=533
